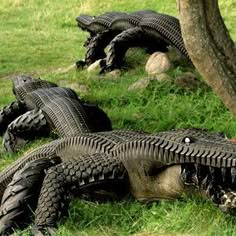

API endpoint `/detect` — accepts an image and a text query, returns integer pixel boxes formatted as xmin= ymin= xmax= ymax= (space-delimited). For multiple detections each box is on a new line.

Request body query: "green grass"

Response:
xmin=0 ymin=0 xmax=236 ymax=235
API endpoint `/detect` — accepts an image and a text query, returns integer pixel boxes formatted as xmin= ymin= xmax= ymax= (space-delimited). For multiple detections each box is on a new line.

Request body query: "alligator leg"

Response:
xmin=33 ymin=153 xmax=128 ymax=235
xmin=0 ymin=101 xmax=26 ymax=135
xmin=0 ymin=140 xmax=59 ymax=200
xmin=3 ymin=109 xmax=50 ymax=152
xmin=202 ymin=180 xmax=236 ymax=214
xmin=0 ymin=157 xmax=60 ymax=235
xmin=81 ymin=103 xmax=112 ymax=132
xmin=83 ymin=34 xmax=94 ymax=47
xmin=76 ymin=30 xmax=116 ymax=68
xmin=100 ymin=27 xmax=168 ymax=73
xmin=218 ymin=189 xmax=236 ymax=214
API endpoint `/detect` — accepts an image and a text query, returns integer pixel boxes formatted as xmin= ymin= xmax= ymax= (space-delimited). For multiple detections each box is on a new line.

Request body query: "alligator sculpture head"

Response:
xmin=113 ymin=128 xmax=236 ymax=209
xmin=76 ymin=14 xmax=95 ymax=32
xmin=76 ymin=12 xmax=127 ymax=35
xmin=12 ymin=75 xmax=57 ymax=101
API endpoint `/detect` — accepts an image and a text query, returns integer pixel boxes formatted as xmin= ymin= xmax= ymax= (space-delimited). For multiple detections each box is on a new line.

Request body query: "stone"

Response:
xmin=58 ymin=81 xmax=90 ymax=94
xmin=107 ymin=69 xmax=122 ymax=78
xmin=128 ymin=73 xmax=173 ymax=92
xmin=55 ymin=64 xmax=76 ymax=74
xmin=166 ymin=46 xmax=184 ymax=62
xmin=175 ymin=72 xmax=203 ymax=90
xmin=166 ymin=46 xmax=191 ymax=66
xmin=87 ymin=59 xmax=102 ymax=72
xmin=128 ymin=78 xmax=151 ymax=91
xmin=77 ymin=84 xmax=91 ymax=94
xmin=132 ymin=112 xmax=144 ymax=119
xmin=154 ymin=73 xmax=173 ymax=82
xmin=145 ymin=52 xmax=173 ymax=75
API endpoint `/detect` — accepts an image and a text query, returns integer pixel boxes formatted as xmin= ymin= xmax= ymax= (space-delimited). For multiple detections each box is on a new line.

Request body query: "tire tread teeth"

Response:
xmin=231 ymin=167 xmax=236 ymax=183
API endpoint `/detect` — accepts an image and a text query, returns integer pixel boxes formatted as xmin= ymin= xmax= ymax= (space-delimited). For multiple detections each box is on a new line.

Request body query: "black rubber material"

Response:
xmin=13 ymin=76 xmax=58 ymax=101
xmin=102 ymin=26 xmax=168 ymax=72
xmin=0 ymin=101 xmax=26 ymax=136
xmin=3 ymin=109 xmax=50 ymax=153
xmin=34 ymin=153 xmax=128 ymax=234
xmin=81 ymin=102 xmax=112 ymax=132
xmin=77 ymin=10 xmax=190 ymax=72
xmin=24 ymin=87 xmax=79 ymax=110
xmin=76 ymin=14 xmax=94 ymax=30
xmin=42 ymin=97 xmax=91 ymax=136
xmin=1 ymin=128 xmax=236 ymax=234
xmin=77 ymin=12 xmax=127 ymax=34
xmin=1 ymin=76 xmax=113 ymax=154
xmin=113 ymin=128 xmax=236 ymax=172
xmin=0 ymin=139 xmax=61 ymax=201
xmin=76 ymin=10 xmax=161 ymax=68
xmin=181 ymin=163 xmax=236 ymax=214
xmin=82 ymin=30 xmax=115 ymax=67
xmin=140 ymin=13 xmax=189 ymax=58
xmin=0 ymin=130 xmax=138 ymax=202
xmin=0 ymin=157 xmax=61 ymax=235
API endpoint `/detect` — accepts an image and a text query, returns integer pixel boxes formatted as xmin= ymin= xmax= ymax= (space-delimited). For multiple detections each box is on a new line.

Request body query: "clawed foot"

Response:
xmin=219 ymin=189 xmax=236 ymax=214
xmin=31 ymin=226 xmax=57 ymax=236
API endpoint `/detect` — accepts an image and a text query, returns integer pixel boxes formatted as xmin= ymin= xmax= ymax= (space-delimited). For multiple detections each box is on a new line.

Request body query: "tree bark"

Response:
xmin=177 ymin=0 xmax=236 ymax=115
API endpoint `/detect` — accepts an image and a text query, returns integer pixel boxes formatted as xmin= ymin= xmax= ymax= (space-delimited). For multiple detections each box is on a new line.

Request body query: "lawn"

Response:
xmin=0 ymin=0 xmax=236 ymax=235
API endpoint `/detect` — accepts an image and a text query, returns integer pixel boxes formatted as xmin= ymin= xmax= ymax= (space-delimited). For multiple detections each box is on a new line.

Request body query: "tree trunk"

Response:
xmin=177 ymin=0 xmax=236 ymax=115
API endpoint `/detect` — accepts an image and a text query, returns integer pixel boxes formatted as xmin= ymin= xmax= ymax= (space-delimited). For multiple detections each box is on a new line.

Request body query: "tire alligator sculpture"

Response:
xmin=0 ymin=10 xmax=234 ymax=236
xmin=76 ymin=10 xmax=189 ymax=73
xmin=0 ymin=128 xmax=236 ymax=235
xmin=0 ymin=75 xmax=112 ymax=152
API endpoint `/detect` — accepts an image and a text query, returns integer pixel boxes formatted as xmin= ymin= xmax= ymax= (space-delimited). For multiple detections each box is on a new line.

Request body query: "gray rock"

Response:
xmin=145 ymin=52 xmax=173 ymax=75
xmin=87 ymin=59 xmax=102 ymax=72
xmin=107 ymin=69 xmax=122 ymax=78
xmin=77 ymin=84 xmax=91 ymax=94
xmin=166 ymin=46 xmax=184 ymax=62
xmin=59 ymin=81 xmax=90 ymax=94
xmin=55 ymin=64 xmax=76 ymax=74
xmin=154 ymin=73 xmax=173 ymax=82
xmin=175 ymin=72 xmax=203 ymax=90
xmin=128 ymin=73 xmax=173 ymax=92
xmin=128 ymin=78 xmax=151 ymax=91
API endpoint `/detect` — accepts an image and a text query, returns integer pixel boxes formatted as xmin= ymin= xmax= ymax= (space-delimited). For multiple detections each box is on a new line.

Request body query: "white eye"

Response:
xmin=184 ymin=137 xmax=191 ymax=144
